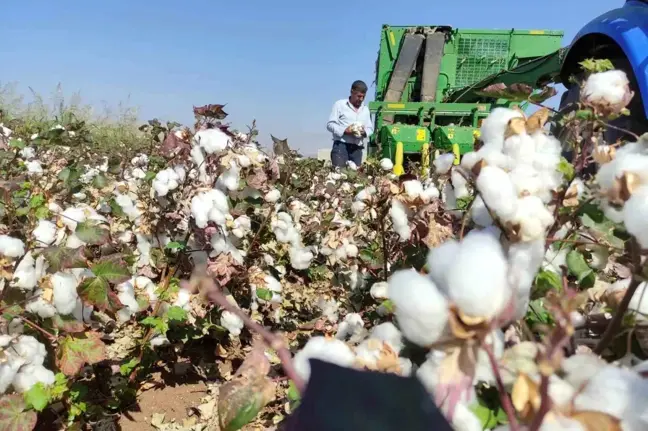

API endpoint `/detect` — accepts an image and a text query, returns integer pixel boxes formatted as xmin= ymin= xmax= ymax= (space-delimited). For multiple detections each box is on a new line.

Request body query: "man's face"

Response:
xmin=350 ymin=90 xmax=366 ymax=107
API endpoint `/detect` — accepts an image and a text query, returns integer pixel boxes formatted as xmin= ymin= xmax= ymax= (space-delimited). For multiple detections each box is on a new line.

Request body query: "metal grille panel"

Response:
xmin=454 ymin=37 xmax=510 ymax=89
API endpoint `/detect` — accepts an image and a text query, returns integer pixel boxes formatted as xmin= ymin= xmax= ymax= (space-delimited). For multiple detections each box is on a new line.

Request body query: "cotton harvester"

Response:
xmin=368 ymin=1 xmax=648 ymax=175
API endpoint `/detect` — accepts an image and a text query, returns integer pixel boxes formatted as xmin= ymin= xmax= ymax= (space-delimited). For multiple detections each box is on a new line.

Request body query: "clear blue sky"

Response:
xmin=3 ymin=0 xmax=619 ymax=155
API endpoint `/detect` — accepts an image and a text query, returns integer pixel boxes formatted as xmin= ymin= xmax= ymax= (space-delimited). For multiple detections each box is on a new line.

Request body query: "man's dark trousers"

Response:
xmin=330 ymin=141 xmax=363 ymax=168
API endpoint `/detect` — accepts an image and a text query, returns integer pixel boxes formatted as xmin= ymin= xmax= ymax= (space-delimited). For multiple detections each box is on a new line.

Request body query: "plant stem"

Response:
xmin=482 ymin=341 xmax=519 ymax=431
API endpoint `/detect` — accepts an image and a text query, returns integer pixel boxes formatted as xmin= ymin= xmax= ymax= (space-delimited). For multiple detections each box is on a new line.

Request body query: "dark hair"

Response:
xmin=351 ymin=80 xmax=368 ymax=93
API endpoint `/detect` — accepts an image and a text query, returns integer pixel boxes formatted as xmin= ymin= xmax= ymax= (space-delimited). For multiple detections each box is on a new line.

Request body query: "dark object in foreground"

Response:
xmin=281 ymin=359 xmax=452 ymax=431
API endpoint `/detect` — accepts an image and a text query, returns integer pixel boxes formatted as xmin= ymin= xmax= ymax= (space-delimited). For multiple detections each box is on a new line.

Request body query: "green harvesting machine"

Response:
xmin=367 ymin=25 xmax=565 ymax=175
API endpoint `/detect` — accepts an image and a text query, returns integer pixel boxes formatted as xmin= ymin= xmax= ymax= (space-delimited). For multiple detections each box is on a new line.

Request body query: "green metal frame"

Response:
xmin=368 ymin=24 xmax=565 ymax=165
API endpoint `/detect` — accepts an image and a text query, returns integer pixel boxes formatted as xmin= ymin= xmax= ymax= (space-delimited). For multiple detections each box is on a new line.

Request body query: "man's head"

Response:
xmin=349 ymin=80 xmax=368 ymax=107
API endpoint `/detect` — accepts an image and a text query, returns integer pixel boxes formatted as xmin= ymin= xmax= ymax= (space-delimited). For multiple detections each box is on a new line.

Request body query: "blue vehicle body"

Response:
xmin=562 ymin=0 xmax=648 ymax=118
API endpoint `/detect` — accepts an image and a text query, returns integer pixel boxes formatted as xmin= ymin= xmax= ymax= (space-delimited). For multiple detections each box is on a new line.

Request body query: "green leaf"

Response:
xmin=287 ymin=380 xmax=301 ymax=403
xmin=566 ymin=250 xmax=595 ymax=288
xmin=28 ymin=194 xmax=45 ymax=209
xmin=144 ymin=171 xmax=156 ymax=181
xmin=557 ymin=157 xmax=575 ymax=182
xmin=34 ymin=206 xmax=50 ymax=220
xmin=575 ymin=109 xmax=594 ymax=120
xmin=255 ymin=288 xmax=273 ymax=301
xmin=0 ymin=394 xmax=37 ymax=431
xmin=92 ymin=173 xmax=108 ymax=189
xmin=579 ymin=58 xmax=614 ymax=73
xmin=23 ymin=383 xmax=51 ymax=412
xmin=141 ymin=316 xmax=169 ymax=334
xmin=108 ymin=198 xmax=126 ymax=218
xmin=90 ymin=259 xmax=130 ymax=284
xmin=50 ymin=374 xmax=69 ymax=400
xmin=78 ymin=277 xmax=122 ymax=311
xmin=533 ymin=269 xmax=563 ymax=299
xmin=165 ymin=306 xmax=188 ymax=322
xmin=56 ymin=332 xmax=107 ymax=376
xmin=74 ymin=221 xmax=109 ymax=245
xmin=165 ymin=241 xmax=186 ymax=251
xmin=119 ymin=358 xmax=141 ymax=376
xmin=15 ymin=207 xmax=29 ymax=217
xmin=470 ymin=403 xmax=499 ymax=429
xmin=379 ymin=299 xmax=395 ymax=314
xmin=9 ymin=139 xmax=26 ymax=150
xmin=40 ymin=246 xmax=87 ymax=272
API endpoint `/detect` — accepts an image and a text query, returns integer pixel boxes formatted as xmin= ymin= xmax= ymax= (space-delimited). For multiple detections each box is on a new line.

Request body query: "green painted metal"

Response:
xmin=369 ymin=25 xmax=565 ymax=162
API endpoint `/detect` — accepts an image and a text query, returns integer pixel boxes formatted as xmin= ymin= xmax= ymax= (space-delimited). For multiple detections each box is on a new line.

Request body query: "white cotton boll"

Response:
xmin=446 ymin=231 xmax=510 ymax=319
xmin=476 ymin=165 xmax=518 ymax=222
xmin=351 ymin=201 xmax=366 ymax=214
xmin=389 ymin=199 xmax=410 ymax=241
xmin=236 ymin=154 xmax=251 ymax=168
xmin=13 ymin=335 xmax=47 ymax=366
xmin=509 ymin=167 xmax=545 ymax=198
xmin=216 ymin=161 xmax=240 ymax=192
xmin=0 ymin=235 xmax=25 ymax=258
xmin=65 ymin=234 xmax=85 ymax=249
xmin=426 ymin=239 xmax=460 ymax=294
xmin=293 ymin=337 xmax=356 ymax=382
xmin=502 ymin=133 xmax=537 ymax=166
xmin=26 ymin=160 xmax=43 ymax=175
xmin=11 ymin=364 xmax=56 ymax=393
xmin=581 ymin=70 xmax=633 ymax=112
xmin=403 ymin=180 xmax=424 ymax=199
xmin=11 ymin=252 xmax=38 ymax=291
xmin=510 ymin=195 xmax=554 ymax=242
xmin=72 ymin=298 xmax=92 ymax=322
xmin=451 ymin=403 xmax=483 ymax=431
xmin=433 ymin=153 xmax=455 ymax=175
xmin=388 ymin=269 xmax=449 ymax=346
xmin=52 ymin=272 xmax=79 ymax=315
xmin=19 ymin=146 xmax=35 ymax=160
xmin=346 ymin=161 xmax=358 ymax=170
xmin=289 ymin=245 xmax=314 ymax=270
xmin=543 ymin=246 xmax=569 ymax=275
xmin=232 ymin=215 xmax=252 ymax=238
xmin=422 ymin=184 xmax=440 ymax=201
xmin=60 ymin=207 xmax=86 ymax=231
xmin=370 ymin=281 xmax=389 ymax=300
xmin=460 ymin=151 xmax=480 ymax=171
xmin=152 ymin=168 xmax=181 ymax=197
xmin=149 ymin=334 xmax=170 ymax=347
xmin=573 ymin=365 xmax=648 ymax=422
xmin=25 ymin=295 xmax=57 ymax=319
xmin=0 ymin=361 xmax=21 ymax=394
xmin=508 ymin=239 xmax=545 ymax=320
xmin=210 ymin=233 xmax=245 ymax=264
xmin=470 ymin=195 xmax=494 ymax=227
xmin=451 ymin=169 xmax=470 ymax=198
xmin=380 ymin=158 xmax=394 ymax=171
xmin=221 ymin=310 xmax=244 ymax=336
xmin=173 ymin=288 xmax=192 ymax=310
xmin=32 ymin=220 xmax=58 ymax=247
xmin=370 ymin=322 xmax=403 ymax=353
xmin=264 ymin=188 xmax=281 ymax=203
xmin=623 ymin=185 xmax=648 ymax=249
xmin=335 ymin=313 xmax=366 ymax=342
xmin=193 ymin=128 xmax=230 ymax=154
xmin=479 ymin=108 xmax=524 ymax=148
xmin=131 ymin=168 xmax=147 ymax=180
xmin=114 ymin=193 xmax=141 ymax=222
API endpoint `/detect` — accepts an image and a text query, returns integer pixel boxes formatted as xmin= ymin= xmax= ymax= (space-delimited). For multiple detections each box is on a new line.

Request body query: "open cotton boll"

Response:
xmin=502 ymin=133 xmax=537 ymax=166
xmin=581 ymin=69 xmax=633 ymax=115
xmin=370 ymin=281 xmax=389 ymax=300
xmin=221 ymin=309 xmax=244 ymax=336
xmin=446 ymin=230 xmax=510 ymax=319
xmin=403 ymin=180 xmax=424 ymax=199
xmin=115 ymin=279 xmax=140 ymax=322
xmin=13 ymin=335 xmax=47 ymax=366
xmin=370 ymin=322 xmax=404 ymax=353
xmin=623 ymin=185 xmax=648 ymax=249
xmin=389 ymin=199 xmax=411 ymax=241
xmin=433 ymin=153 xmax=455 ymax=175
xmin=426 ymin=239 xmax=460 ymax=294
xmin=52 ymin=272 xmax=79 ymax=315
xmin=210 ymin=233 xmax=245 ymax=264
xmin=32 ymin=220 xmax=58 ymax=247
xmin=388 ymin=269 xmax=449 ymax=346
xmin=508 ymin=239 xmax=545 ymax=320
xmin=293 ymin=337 xmax=356 ymax=382
xmin=510 ymin=195 xmax=554 ymax=242
xmin=476 ymin=165 xmax=518 ymax=222
xmin=25 ymin=293 xmax=57 ymax=319
xmin=470 ymin=195 xmax=493 ymax=227
xmin=380 ymin=158 xmax=394 ymax=171
xmin=355 ymin=186 xmax=376 ymax=202
xmin=193 ymin=128 xmax=230 ymax=154
xmin=289 ymin=245 xmax=314 ymax=270
xmin=19 ymin=146 xmax=35 ymax=160
xmin=573 ymin=365 xmax=648 ymax=422
xmin=0 ymin=235 xmax=25 ymax=258
xmin=231 ymin=215 xmax=252 ymax=238
xmin=190 ymin=189 xmax=230 ymax=228
xmin=335 ymin=313 xmax=366 ymax=343
xmin=114 ymin=193 xmax=142 ymax=222
xmin=215 ymin=161 xmax=240 ymax=192
xmin=450 ymin=169 xmax=470 ymax=199
xmin=12 ymin=364 xmax=56 ymax=393
xmin=264 ymin=188 xmax=281 ymax=203
xmin=11 ymin=252 xmax=39 ymax=291
xmin=479 ymin=107 xmax=524 ymax=148
xmin=152 ymin=167 xmax=181 ymax=197
xmin=26 ymin=160 xmax=43 ymax=175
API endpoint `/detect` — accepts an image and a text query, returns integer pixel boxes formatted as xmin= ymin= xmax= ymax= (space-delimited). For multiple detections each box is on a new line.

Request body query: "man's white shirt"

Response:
xmin=326 ymin=99 xmax=374 ymax=146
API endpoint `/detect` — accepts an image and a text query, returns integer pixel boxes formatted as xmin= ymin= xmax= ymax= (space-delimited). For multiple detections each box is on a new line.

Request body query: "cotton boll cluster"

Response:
xmin=264 ymin=188 xmax=281 ymax=203
xmin=114 ymin=192 xmax=143 ymax=224
xmin=220 ymin=294 xmax=244 ymax=336
xmin=249 ymin=269 xmax=283 ymax=310
xmin=25 ymin=160 xmax=43 ymax=175
xmin=581 ymin=69 xmax=634 ymax=117
xmin=270 ymin=211 xmax=314 ymax=270
xmin=215 ymin=160 xmax=240 ymax=192
xmin=152 ymin=165 xmax=186 ymax=197
xmin=32 ymin=219 xmax=62 ymax=247
xmin=433 ymin=153 xmax=456 ymax=175
xmin=320 ymin=236 xmax=358 ymax=265
xmin=0 ymin=235 xmax=26 ymax=258
xmin=380 ymin=158 xmax=394 ymax=171
xmin=594 ymin=137 xmax=648 ymax=248
xmin=193 ymin=128 xmax=231 ymax=155
xmin=11 ymin=252 xmax=47 ymax=292
xmin=0 ymin=335 xmax=55 ymax=394
xmin=190 ymin=189 xmax=231 ymax=229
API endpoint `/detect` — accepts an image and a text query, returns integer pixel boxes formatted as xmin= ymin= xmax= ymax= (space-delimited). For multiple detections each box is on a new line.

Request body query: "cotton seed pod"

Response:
xmin=504 ymin=117 xmax=527 ymax=139
xmin=607 ymin=171 xmax=641 ymax=204
xmin=471 ymin=159 xmax=487 ymax=178
xmin=511 ymin=373 xmax=541 ymax=422
xmin=592 ymin=145 xmax=616 ymax=164
xmin=525 ymin=108 xmax=550 ymax=134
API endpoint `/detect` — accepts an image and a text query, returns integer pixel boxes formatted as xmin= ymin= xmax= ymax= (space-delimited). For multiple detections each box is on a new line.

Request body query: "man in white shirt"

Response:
xmin=326 ymin=80 xmax=374 ymax=168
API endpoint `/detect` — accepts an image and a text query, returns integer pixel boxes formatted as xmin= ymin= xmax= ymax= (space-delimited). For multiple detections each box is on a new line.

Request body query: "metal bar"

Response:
xmin=420 ymin=32 xmax=446 ymax=102
xmin=383 ymin=33 xmax=425 ymax=124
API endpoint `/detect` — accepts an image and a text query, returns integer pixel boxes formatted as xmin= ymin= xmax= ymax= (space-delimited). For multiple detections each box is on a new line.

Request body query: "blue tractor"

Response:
xmin=559 ymin=0 xmax=648 ymax=141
